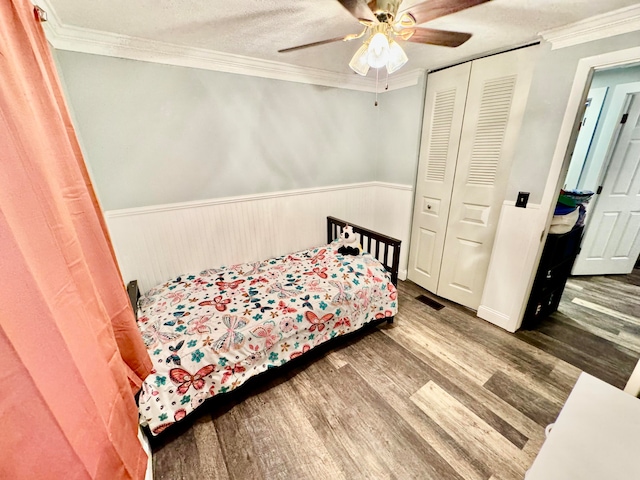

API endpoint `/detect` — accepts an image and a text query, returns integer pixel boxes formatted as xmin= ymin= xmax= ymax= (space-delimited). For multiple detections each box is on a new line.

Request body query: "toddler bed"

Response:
xmin=131 ymin=217 xmax=401 ymax=435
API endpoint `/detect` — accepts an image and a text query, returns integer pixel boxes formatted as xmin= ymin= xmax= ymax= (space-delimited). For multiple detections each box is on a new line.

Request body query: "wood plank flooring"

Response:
xmin=515 ymin=269 xmax=640 ymax=389
xmin=153 ymin=279 xmax=612 ymax=480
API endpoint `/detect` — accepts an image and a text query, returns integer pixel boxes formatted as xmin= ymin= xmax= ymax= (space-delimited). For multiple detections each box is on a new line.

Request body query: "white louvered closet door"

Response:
xmin=437 ymin=47 xmax=537 ymax=309
xmin=407 ymin=62 xmax=471 ymax=292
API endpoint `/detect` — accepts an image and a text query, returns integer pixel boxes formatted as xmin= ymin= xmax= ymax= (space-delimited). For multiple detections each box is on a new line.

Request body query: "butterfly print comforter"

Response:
xmin=136 ymin=242 xmax=398 ymax=435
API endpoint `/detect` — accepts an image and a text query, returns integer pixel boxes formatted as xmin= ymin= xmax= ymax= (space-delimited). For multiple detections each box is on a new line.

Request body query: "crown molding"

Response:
xmin=540 ymin=4 xmax=640 ymax=50
xmin=35 ymin=0 xmax=423 ymax=93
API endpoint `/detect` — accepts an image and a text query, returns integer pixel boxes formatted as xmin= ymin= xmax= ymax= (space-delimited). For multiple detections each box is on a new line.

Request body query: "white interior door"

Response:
xmin=407 ymin=63 xmax=471 ymax=291
xmin=572 ymin=93 xmax=640 ymax=275
xmin=436 ymin=47 xmax=537 ymax=310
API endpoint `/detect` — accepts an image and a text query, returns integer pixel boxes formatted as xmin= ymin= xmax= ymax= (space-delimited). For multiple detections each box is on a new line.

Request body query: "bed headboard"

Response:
xmin=327 ymin=216 xmax=401 ymax=286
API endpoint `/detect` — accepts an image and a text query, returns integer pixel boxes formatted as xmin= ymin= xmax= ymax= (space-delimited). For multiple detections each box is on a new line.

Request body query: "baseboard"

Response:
xmin=477 ymin=305 xmax=515 ymax=333
xmin=398 ymin=269 xmax=408 ymax=281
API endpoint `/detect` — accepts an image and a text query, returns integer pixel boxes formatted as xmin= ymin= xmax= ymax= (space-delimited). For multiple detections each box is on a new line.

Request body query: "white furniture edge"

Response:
xmin=540 ymin=4 xmax=640 ymax=50
xmin=104 ymin=181 xmax=413 ymax=218
xmin=34 ymin=0 xmax=422 ymax=93
xmin=138 ymin=426 xmax=153 ymax=480
xmin=527 ymin=372 xmax=640 ymax=479
xmin=625 ymin=360 xmax=640 ymax=397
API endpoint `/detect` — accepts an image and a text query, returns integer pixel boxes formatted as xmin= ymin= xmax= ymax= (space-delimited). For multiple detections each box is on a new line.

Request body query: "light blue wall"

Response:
xmin=55 ymin=51 xmax=382 ymax=210
xmin=506 ymin=30 xmax=640 ymax=204
xmin=60 ymin=29 xmax=640 ymax=213
xmin=578 ymin=64 xmax=640 ymax=190
xmin=377 ymin=79 xmax=426 ymax=186
xmin=591 ymin=63 xmax=640 ymax=89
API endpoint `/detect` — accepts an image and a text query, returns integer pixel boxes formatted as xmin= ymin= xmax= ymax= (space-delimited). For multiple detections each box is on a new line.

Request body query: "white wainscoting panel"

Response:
xmin=478 ymin=202 xmax=545 ymax=332
xmin=105 ymin=182 xmax=413 ymax=293
xmin=373 ymin=183 xmax=414 ymax=281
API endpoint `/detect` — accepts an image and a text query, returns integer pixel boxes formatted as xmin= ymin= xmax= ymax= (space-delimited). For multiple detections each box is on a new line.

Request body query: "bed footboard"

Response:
xmin=126 ymin=280 xmax=140 ymax=313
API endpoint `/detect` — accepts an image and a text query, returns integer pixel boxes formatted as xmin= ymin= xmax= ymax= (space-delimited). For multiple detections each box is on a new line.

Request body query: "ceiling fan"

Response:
xmin=279 ymin=0 xmax=491 ymax=75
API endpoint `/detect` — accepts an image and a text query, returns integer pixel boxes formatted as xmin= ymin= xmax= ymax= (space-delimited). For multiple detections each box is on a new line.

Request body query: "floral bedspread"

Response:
xmin=136 ymin=242 xmax=398 ymax=435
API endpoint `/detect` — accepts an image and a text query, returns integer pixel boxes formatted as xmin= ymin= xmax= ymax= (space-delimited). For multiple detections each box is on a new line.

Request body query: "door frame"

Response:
xmin=524 ymin=45 xmax=640 ymax=395
xmin=563 ymin=86 xmax=608 ymax=191
xmin=578 ymin=82 xmax=640 ymax=192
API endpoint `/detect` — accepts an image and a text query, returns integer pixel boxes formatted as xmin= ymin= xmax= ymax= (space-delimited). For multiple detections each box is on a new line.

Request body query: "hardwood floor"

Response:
xmin=152 ymin=279 xmax=611 ymax=479
xmin=515 ymin=268 xmax=640 ymax=389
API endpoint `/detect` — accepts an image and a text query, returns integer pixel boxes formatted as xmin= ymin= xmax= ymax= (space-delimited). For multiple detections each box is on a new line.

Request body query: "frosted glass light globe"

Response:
xmin=386 ymin=40 xmax=408 ymax=73
xmin=367 ymin=32 xmax=390 ymax=68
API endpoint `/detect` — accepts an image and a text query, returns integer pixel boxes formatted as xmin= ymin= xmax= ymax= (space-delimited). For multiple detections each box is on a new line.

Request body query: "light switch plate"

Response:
xmin=516 ymin=192 xmax=530 ymax=208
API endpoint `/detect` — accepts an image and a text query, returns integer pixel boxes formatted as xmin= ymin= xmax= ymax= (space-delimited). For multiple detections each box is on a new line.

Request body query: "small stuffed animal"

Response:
xmin=337 ymin=225 xmax=362 ymax=256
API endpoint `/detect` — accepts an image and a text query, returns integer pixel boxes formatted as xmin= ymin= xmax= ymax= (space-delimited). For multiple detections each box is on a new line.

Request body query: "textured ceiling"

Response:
xmin=47 ymin=0 xmax=640 ymax=74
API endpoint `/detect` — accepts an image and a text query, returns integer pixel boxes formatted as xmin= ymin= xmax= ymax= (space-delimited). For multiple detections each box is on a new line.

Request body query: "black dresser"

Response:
xmin=522 ymin=226 xmax=584 ymax=328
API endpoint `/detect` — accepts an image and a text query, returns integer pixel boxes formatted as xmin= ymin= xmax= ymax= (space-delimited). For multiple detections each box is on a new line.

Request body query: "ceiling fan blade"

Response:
xmin=401 ymin=27 xmax=472 ymax=47
xmin=399 ymin=0 xmax=491 ymax=25
xmin=338 ymin=0 xmax=376 ymax=21
xmin=278 ymin=35 xmax=350 ymax=53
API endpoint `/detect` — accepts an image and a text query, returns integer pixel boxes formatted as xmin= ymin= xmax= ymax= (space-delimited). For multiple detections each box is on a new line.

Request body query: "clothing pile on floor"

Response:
xmin=549 ymin=190 xmax=594 ymax=234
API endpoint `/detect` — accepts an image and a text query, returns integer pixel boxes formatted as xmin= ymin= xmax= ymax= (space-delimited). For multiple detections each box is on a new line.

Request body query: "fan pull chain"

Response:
xmin=375 ymin=68 xmax=379 ymax=107
xmin=385 ymin=68 xmax=389 ymax=91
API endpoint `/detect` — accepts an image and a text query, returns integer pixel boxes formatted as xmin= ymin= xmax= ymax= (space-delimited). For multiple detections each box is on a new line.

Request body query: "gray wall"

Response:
xmin=592 ymin=63 xmax=640 ymax=89
xmin=506 ymin=30 xmax=640 ymax=205
xmin=377 ymin=79 xmax=426 ymax=186
xmin=55 ymin=51 xmax=384 ymax=210
xmin=58 ymin=29 xmax=640 ymax=212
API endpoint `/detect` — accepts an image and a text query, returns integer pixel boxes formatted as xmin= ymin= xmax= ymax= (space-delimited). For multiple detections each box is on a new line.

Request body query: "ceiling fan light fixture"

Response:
xmin=398 ymin=12 xmax=416 ymax=28
xmin=349 ymin=42 xmax=371 ymax=76
xmin=386 ymin=40 xmax=408 ymax=74
xmin=367 ymin=32 xmax=390 ymax=68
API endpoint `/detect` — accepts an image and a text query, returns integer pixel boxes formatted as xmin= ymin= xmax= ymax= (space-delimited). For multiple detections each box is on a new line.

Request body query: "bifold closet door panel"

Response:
xmin=408 ymin=62 xmax=471 ymax=292
xmin=437 ymin=46 xmax=538 ymax=310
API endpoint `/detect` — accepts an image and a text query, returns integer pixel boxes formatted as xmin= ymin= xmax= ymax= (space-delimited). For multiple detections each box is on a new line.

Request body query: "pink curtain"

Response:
xmin=0 ymin=1 xmax=153 ymax=478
